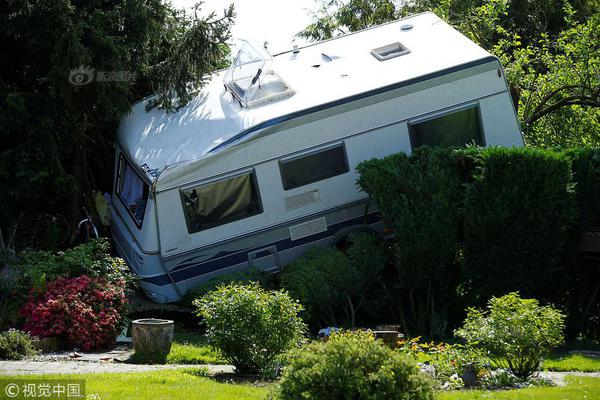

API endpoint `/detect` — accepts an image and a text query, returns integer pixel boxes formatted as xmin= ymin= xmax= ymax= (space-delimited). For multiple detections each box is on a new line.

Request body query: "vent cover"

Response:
xmin=371 ymin=42 xmax=410 ymax=61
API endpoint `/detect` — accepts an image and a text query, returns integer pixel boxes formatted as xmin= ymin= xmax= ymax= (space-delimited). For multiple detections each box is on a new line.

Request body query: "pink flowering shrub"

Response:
xmin=20 ymin=275 xmax=127 ymax=350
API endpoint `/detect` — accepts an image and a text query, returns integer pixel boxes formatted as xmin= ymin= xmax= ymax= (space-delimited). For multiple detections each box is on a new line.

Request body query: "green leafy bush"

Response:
xmin=194 ymin=283 xmax=306 ymax=374
xmin=281 ymin=233 xmax=386 ymax=327
xmin=2 ymin=239 xmax=132 ymax=330
xmin=357 ymin=147 xmax=463 ymax=336
xmin=455 ymin=292 xmax=565 ymax=380
xmin=180 ymin=267 xmax=269 ymax=308
xmin=0 ymin=329 xmax=38 ymax=360
xmin=16 ymin=238 xmax=131 ymax=288
xmin=461 ymin=147 xmax=576 ymax=303
xmin=397 ymin=337 xmax=488 ymax=387
xmin=274 ymin=331 xmax=435 ymax=400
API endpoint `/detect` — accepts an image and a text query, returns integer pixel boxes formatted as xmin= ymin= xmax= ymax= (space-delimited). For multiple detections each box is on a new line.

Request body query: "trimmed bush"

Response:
xmin=21 ymin=275 xmax=128 ymax=350
xmin=357 ymin=147 xmax=463 ymax=336
xmin=0 ymin=329 xmax=38 ymax=360
xmin=282 ymin=233 xmax=386 ymax=327
xmin=274 ymin=331 xmax=435 ymax=400
xmin=194 ymin=283 xmax=306 ymax=374
xmin=461 ymin=147 xmax=577 ymax=303
xmin=563 ymin=147 xmax=600 ymax=229
xmin=455 ymin=292 xmax=565 ymax=380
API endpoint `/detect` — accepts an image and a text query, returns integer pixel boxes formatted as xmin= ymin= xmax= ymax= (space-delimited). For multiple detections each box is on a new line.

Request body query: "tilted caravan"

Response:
xmin=110 ymin=12 xmax=523 ymax=303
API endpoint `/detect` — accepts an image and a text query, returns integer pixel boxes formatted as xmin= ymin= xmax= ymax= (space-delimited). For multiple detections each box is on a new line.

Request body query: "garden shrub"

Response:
xmin=180 ymin=267 xmax=269 ymax=308
xmin=461 ymin=147 xmax=577 ymax=303
xmin=2 ymin=239 xmax=132 ymax=330
xmin=20 ymin=275 xmax=128 ymax=350
xmin=455 ymin=292 xmax=565 ymax=380
xmin=397 ymin=337 xmax=488 ymax=388
xmin=357 ymin=147 xmax=463 ymax=336
xmin=16 ymin=238 xmax=132 ymax=290
xmin=274 ymin=331 xmax=435 ymax=400
xmin=281 ymin=233 xmax=386 ymax=327
xmin=0 ymin=329 xmax=38 ymax=360
xmin=194 ymin=283 xmax=306 ymax=374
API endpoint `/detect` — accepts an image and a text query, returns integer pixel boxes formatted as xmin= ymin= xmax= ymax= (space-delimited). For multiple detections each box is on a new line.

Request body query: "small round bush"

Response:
xmin=194 ymin=282 xmax=306 ymax=374
xmin=0 ymin=329 xmax=38 ymax=360
xmin=275 ymin=331 xmax=435 ymax=400
xmin=455 ymin=292 xmax=565 ymax=380
xmin=21 ymin=275 xmax=127 ymax=350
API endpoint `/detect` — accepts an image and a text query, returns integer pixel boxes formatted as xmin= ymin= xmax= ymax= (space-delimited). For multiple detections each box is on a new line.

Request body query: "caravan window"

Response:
xmin=116 ymin=153 xmax=149 ymax=227
xmin=409 ymin=106 xmax=484 ymax=149
xmin=181 ymin=171 xmax=262 ymax=233
xmin=279 ymin=144 xmax=349 ymax=190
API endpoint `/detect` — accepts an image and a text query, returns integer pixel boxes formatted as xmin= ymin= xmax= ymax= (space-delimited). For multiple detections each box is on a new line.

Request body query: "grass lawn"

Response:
xmin=542 ymin=352 xmax=600 ymax=372
xmin=166 ymin=331 xmax=227 ymax=365
xmin=5 ymin=372 xmax=599 ymax=400
xmin=5 ymin=370 xmax=269 ymax=400
xmin=439 ymin=376 xmax=600 ymax=400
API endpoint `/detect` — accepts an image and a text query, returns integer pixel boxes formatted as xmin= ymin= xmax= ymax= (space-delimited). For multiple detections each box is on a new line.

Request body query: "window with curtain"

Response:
xmin=181 ymin=171 xmax=262 ymax=233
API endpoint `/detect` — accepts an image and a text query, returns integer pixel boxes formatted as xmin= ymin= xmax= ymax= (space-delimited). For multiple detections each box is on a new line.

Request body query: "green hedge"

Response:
xmin=356 ymin=145 xmax=598 ymax=336
xmin=563 ymin=148 xmax=600 ymax=230
xmin=357 ymin=147 xmax=464 ymax=336
xmin=461 ymin=147 xmax=577 ymax=303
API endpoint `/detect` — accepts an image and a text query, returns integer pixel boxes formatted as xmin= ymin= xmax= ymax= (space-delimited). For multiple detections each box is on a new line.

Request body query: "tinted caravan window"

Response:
xmin=181 ymin=171 xmax=262 ymax=233
xmin=409 ymin=106 xmax=484 ymax=149
xmin=116 ymin=153 xmax=149 ymax=227
xmin=280 ymin=144 xmax=349 ymax=190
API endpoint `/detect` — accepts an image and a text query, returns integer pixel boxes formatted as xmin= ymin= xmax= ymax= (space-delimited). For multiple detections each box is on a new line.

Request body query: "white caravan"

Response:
xmin=110 ymin=12 xmax=523 ymax=303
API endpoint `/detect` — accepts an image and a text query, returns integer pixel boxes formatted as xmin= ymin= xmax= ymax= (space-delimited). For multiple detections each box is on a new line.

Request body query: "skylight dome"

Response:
xmin=224 ymin=40 xmax=294 ymax=108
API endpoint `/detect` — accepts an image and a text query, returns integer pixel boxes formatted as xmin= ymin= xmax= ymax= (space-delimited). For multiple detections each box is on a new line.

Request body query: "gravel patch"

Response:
xmin=0 ymin=361 xmax=234 ymax=376
xmin=539 ymin=371 xmax=600 ymax=386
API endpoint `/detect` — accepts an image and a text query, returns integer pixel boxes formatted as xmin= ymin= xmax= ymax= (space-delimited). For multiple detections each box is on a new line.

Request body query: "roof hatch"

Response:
xmin=371 ymin=42 xmax=410 ymax=61
xmin=224 ymin=40 xmax=294 ymax=108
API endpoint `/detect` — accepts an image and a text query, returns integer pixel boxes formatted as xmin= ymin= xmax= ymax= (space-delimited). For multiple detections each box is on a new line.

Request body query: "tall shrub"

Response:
xmin=461 ymin=147 xmax=577 ymax=303
xmin=357 ymin=147 xmax=463 ymax=336
xmin=562 ymin=148 xmax=600 ymax=338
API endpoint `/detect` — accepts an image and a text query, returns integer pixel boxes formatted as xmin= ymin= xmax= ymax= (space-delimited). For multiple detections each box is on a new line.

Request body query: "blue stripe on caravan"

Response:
xmin=142 ymin=212 xmax=381 ymax=286
xmin=208 ymin=57 xmax=498 ymax=153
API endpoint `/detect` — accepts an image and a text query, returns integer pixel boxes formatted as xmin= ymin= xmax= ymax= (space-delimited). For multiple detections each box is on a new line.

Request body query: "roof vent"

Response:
xmin=370 ymin=42 xmax=410 ymax=61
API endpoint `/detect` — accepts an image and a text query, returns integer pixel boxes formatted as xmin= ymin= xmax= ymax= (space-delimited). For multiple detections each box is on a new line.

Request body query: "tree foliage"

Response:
xmin=0 ymin=0 xmax=233 ymax=249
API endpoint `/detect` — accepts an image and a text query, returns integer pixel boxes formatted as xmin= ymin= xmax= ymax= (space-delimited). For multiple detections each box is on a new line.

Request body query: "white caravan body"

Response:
xmin=110 ymin=12 xmax=523 ymax=303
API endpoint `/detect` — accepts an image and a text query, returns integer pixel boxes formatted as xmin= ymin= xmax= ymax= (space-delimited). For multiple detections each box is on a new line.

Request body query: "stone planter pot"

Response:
xmin=131 ymin=318 xmax=174 ymax=362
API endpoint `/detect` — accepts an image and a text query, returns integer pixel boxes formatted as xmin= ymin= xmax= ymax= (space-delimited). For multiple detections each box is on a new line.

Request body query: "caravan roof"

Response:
xmin=117 ymin=12 xmax=494 ymax=177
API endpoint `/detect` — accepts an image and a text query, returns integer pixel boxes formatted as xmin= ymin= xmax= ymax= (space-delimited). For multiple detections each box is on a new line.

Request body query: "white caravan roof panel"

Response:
xmin=117 ymin=12 xmax=495 ymax=176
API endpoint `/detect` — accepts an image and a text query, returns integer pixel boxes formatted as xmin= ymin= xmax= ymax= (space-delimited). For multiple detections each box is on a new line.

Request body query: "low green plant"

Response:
xmin=455 ymin=292 xmax=565 ymax=380
xmin=397 ymin=336 xmax=489 ymax=387
xmin=16 ymin=238 xmax=133 ymax=290
xmin=281 ymin=233 xmax=386 ymax=327
xmin=0 ymin=329 xmax=38 ymax=360
xmin=180 ymin=267 xmax=269 ymax=308
xmin=194 ymin=283 xmax=306 ymax=374
xmin=274 ymin=331 xmax=435 ymax=400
